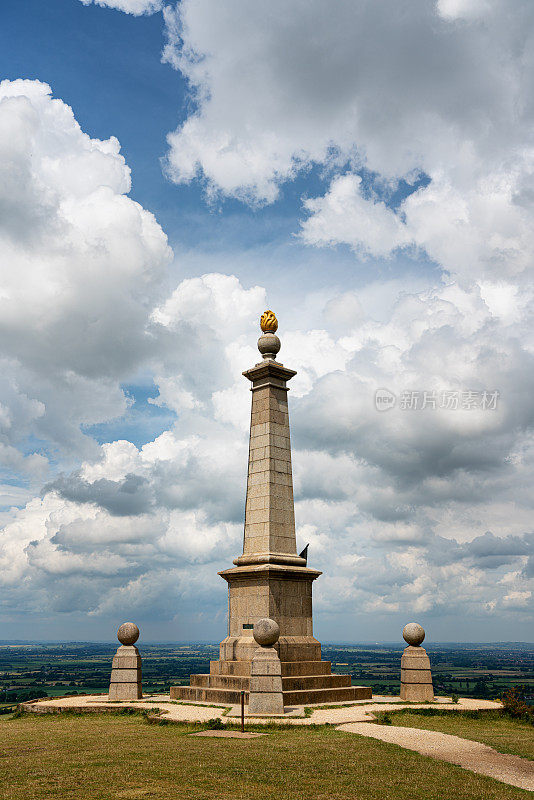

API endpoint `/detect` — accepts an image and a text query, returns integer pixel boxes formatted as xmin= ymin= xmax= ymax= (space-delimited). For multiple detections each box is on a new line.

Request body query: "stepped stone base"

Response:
xmin=170 ymin=659 xmax=372 ymax=706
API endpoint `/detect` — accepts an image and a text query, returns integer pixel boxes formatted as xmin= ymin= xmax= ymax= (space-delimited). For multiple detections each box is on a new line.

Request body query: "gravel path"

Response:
xmin=299 ymin=696 xmax=500 ymax=726
xmin=26 ymin=694 xmax=500 ymax=726
xmin=338 ymin=722 xmax=534 ymax=791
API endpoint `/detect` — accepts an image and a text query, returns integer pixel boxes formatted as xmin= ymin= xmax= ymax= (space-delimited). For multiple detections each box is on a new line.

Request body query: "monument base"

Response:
xmin=109 ymin=644 xmax=142 ymax=701
xmin=170 ymin=658 xmax=372 ymax=705
xmin=248 ymin=644 xmax=284 ymax=715
xmin=400 ymin=644 xmax=434 ymax=701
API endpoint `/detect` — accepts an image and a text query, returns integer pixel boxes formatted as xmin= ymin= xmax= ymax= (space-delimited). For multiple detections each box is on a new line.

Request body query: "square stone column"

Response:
xmin=240 ymin=360 xmax=298 ymax=557
xmin=400 ymin=645 xmax=434 ymax=701
xmin=109 ymin=645 xmax=142 ymax=700
xmin=248 ymin=645 xmax=284 ymax=716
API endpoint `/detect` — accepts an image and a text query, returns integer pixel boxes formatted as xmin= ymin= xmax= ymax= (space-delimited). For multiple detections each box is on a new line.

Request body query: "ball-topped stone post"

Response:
xmin=400 ymin=622 xmax=434 ymax=702
xmin=247 ymin=618 xmax=285 ymax=716
xmin=108 ymin=622 xmax=143 ymax=701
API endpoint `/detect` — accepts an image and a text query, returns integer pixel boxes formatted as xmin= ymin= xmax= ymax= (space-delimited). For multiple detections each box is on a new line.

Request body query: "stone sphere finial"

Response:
xmin=258 ymin=333 xmax=281 ymax=360
xmin=260 ymin=310 xmax=278 ymax=333
xmin=117 ymin=622 xmax=139 ymax=646
xmin=258 ymin=311 xmax=281 ymax=360
xmin=402 ymin=622 xmax=425 ymax=647
xmin=253 ymin=617 xmax=280 ymax=647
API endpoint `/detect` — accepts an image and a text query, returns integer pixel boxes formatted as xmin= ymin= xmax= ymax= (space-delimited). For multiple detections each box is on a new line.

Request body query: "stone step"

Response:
xmin=190 ymin=673 xmax=352 ymax=691
xmin=191 ymin=674 xmax=246 ymax=690
xmin=283 ymin=674 xmax=351 ymax=690
xmin=209 ymin=660 xmax=332 ymax=677
xmin=171 ymin=685 xmax=244 ymax=704
xmin=283 ymin=686 xmax=372 ymax=705
xmin=281 ymin=661 xmax=332 ymax=677
xmin=170 ymin=683 xmax=372 ymax=705
xmin=210 ymin=660 xmax=250 ymax=676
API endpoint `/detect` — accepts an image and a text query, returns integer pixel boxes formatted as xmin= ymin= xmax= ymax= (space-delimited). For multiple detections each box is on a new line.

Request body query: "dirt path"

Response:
xmin=24 ymin=694 xmax=501 ymax=725
xmin=337 ymin=722 xmax=534 ymax=791
xmin=25 ymin=694 xmax=501 ymax=726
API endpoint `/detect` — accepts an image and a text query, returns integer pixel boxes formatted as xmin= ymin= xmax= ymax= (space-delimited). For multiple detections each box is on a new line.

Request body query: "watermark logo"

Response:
xmin=374 ymin=389 xmax=499 ymax=411
xmin=375 ymin=388 xmax=397 ymax=411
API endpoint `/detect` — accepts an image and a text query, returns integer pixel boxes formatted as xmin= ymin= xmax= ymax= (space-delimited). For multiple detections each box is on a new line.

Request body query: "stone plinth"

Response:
xmin=170 ymin=313 xmax=372 ymax=706
xmin=248 ymin=619 xmax=284 ymax=715
xmin=400 ymin=645 xmax=434 ymax=701
xmin=218 ymin=563 xmax=321 ymax=663
xmin=109 ymin=645 xmax=142 ymax=701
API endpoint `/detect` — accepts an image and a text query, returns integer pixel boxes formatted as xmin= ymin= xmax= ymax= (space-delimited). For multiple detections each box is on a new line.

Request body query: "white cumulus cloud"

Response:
xmin=0 ymin=79 xmax=171 ymax=470
xmin=162 ymin=0 xmax=534 ymax=289
xmin=79 ymin=0 xmax=162 ymax=15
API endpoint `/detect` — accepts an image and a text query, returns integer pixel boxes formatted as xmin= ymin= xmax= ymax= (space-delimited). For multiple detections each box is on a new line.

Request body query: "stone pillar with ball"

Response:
xmin=109 ymin=623 xmax=142 ymax=701
xmin=248 ymin=618 xmax=284 ymax=716
xmin=400 ymin=622 xmax=434 ymax=702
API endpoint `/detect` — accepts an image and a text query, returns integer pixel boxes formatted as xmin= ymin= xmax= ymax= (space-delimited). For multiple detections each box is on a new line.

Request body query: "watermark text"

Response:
xmin=375 ymin=388 xmax=499 ymax=412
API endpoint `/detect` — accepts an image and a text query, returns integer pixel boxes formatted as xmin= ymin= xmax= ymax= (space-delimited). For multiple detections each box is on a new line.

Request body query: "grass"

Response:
xmin=0 ymin=712 xmax=531 ymax=800
xmin=374 ymin=709 xmax=534 ymax=761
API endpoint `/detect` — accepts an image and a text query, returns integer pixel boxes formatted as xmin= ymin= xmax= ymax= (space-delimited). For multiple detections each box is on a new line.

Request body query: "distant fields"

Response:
xmin=0 ymin=641 xmax=532 ymax=703
xmin=0 ymin=712 xmax=531 ymax=800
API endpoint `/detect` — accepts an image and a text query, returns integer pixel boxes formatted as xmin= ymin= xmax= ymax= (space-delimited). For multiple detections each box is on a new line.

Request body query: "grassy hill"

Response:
xmin=0 ymin=710 xmax=531 ymax=800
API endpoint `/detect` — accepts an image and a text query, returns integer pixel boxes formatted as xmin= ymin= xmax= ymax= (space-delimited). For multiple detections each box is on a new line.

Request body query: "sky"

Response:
xmin=0 ymin=0 xmax=533 ymax=644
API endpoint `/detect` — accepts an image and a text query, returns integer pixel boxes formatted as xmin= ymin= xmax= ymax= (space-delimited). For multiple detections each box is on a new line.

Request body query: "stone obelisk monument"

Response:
xmin=171 ymin=312 xmax=371 ymax=705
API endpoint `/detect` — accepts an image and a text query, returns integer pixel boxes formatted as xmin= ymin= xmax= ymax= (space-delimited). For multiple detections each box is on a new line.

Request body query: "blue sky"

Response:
xmin=0 ymin=0 xmax=532 ymax=643
xmin=1 ymin=0 xmax=436 ymax=298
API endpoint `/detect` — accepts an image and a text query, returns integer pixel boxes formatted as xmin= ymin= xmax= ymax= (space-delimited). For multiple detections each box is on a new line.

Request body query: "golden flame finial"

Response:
xmin=260 ymin=310 xmax=278 ymax=333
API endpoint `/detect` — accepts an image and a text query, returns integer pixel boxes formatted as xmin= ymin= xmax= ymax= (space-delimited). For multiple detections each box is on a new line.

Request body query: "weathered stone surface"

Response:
xmin=209 ymin=659 xmax=333 ymax=677
xmin=283 ymin=685 xmax=372 ymax=705
xmin=170 ymin=682 xmax=372 ymax=705
xmin=109 ymin=643 xmax=142 ymax=700
xmin=249 ymin=691 xmax=285 ymax=714
xmin=117 ymin=622 xmax=139 ymax=646
xmin=112 ymin=655 xmax=142 ymax=669
xmin=400 ymin=655 xmax=431 ymax=669
xmin=248 ymin=646 xmax=284 ymax=715
xmin=400 ymin=643 xmax=434 ymax=702
xmin=401 ymin=669 xmax=433 ymax=683
xmin=109 ymin=668 xmax=141 ymax=683
xmin=402 ymin=622 xmax=425 ymax=647
xmin=251 ymin=658 xmax=283 ymax=677
xmin=253 ymin=618 xmax=280 ymax=647
xmin=250 ymin=675 xmax=283 ymax=693
xmin=400 ymin=683 xmax=435 ymax=702
xmin=108 ymin=682 xmax=142 ymax=701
